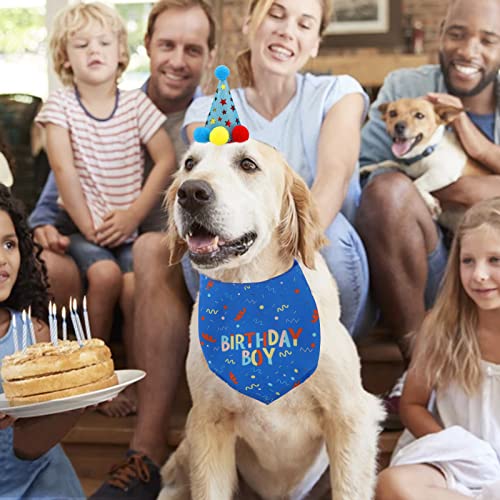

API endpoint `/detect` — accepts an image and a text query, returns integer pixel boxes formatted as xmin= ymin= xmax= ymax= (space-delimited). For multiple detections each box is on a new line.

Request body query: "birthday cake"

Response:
xmin=1 ymin=339 xmax=117 ymax=406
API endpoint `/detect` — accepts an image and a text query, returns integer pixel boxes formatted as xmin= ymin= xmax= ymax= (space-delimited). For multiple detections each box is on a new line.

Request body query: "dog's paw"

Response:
xmin=359 ymin=164 xmax=378 ymax=179
xmin=423 ymin=194 xmax=442 ymax=219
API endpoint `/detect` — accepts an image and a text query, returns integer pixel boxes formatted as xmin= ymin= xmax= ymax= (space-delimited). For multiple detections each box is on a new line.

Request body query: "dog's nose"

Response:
xmin=394 ymin=121 xmax=406 ymax=135
xmin=177 ymin=180 xmax=215 ymax=212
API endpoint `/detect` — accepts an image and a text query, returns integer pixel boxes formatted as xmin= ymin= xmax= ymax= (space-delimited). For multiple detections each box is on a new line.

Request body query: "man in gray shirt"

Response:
xmin=357 ymin=0 xmax=500 ymax=426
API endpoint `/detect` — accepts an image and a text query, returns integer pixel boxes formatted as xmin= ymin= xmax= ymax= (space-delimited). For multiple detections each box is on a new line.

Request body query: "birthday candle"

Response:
xmin=21 ymin=310 xmax=27 ymax=351
xmin=28 ymin=306 xmax=36 ymax=345
xmin=48 ymin=300 xmax=54 ymax=344
xmin=83 ymin=296 xmax=92 ymax=340
xmin=73 ymin=298 xmax=85 ymax=343
xmin=51 ymin=302 xmax=58 ymax=346
xmin=62 ymin=306 xmax=67 ymax=341
xmin=12 ymin=313 xmax=18 ymax=352
xmin=69 ymin=299 xmax=83 ymax=346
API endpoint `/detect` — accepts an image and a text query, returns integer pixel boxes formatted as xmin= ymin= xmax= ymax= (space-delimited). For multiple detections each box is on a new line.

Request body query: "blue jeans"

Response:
xmin=181 ymin=211 xmax=373 ymax=339
xmin=68 ymin=234 xmax=133 ymax=275
xmin=55 ymin=210 xmax=133 ymax=275
xmin=424 ymin=224 xmax=449 ymax=308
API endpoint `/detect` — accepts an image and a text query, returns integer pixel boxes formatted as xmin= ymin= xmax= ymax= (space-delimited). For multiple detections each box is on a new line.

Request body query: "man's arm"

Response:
xmin=427 ymin=92 xmax=500 ymax=173
xmin=434 ymin=175 xmax=500 ymax=208
xmin=453 ymin=113 xmax=500 ymax=172
xmin=28 ymin=172 xmax=59 ymax=228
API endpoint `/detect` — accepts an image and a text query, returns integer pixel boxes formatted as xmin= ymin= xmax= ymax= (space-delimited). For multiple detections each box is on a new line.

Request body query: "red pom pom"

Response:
xmin=232 ymin=125 xmax=249 ymax=143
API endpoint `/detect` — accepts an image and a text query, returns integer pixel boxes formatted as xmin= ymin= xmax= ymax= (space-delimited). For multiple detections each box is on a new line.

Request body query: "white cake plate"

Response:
xmin=0 ymin=369 xmax=145 ymax=418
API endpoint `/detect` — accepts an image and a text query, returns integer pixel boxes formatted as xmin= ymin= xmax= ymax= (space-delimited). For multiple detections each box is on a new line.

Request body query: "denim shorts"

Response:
xmin=55 ymin=210 xmax=133 ymax=275
xmin=68 ymin=233 xmax=133 ymax=275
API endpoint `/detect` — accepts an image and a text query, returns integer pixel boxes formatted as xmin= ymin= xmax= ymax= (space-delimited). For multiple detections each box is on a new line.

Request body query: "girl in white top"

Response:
xmin=377 ymin=198 xmax=500 ymax=499
xmin=36 ymin=3 xmax=176 ymax=371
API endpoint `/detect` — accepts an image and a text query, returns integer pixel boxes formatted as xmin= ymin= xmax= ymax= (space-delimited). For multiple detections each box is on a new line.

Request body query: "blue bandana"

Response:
xmin=198 ymin=261 xmax=321 ymax=404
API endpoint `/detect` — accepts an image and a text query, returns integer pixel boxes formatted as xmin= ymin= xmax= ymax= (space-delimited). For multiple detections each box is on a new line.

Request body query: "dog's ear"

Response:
xmin=163 ymin=180 xmax=188 ymax=265
xmin=278 ymin=168 xmax=328 ymax=269
xmin=434 ymin=103 xmax=464 ymax=124
xmin=378 ymin=102 xmax=389 ymax=117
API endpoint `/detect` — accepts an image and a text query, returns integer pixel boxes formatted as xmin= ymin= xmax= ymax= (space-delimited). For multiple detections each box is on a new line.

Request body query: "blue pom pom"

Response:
xmin=215 ymin=65 xmax=230 ymax=81
xmin=193 ymin=127 xmax=210 ymax=143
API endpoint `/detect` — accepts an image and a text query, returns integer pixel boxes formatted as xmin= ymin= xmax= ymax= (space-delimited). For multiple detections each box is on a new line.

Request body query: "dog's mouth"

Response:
xmin=185 ymin=221 xmax=257 ymax=268
xmin=391 ymin=133 xmax=423 ymax=158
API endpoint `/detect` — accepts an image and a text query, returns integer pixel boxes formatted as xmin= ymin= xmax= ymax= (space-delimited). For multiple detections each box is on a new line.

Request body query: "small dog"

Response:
xmin=361 ymin=97 xmax=488 ymax=229
xmin=158 ymin=139 xmax=384 ymax=500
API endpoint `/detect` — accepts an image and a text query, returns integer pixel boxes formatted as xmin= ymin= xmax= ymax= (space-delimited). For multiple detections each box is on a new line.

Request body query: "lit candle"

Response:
xmin=62 ymin=306 xmax=67 ymax=341
xmin=69 ymin=299 xmax=83 ymax=346
xmin=52 ymin=302 xmax=58 ymax=346
xmin=48 ymin=300 xmax=54 ymax=344
xmin=73 ymin=298 xmax=85 ymax=344
xmin=21 ymin=310 xmax=27 ymax=352
xmin=83 ymin=296 xmax=92 ymax=340
xmin=12 ymin=313 xmax=18 ymax=352
xmin=28 ymin=306 xmax=36 ymax=345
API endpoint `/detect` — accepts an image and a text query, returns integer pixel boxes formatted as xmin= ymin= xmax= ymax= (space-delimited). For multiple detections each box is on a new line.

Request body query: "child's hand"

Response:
xmin=95 ymin=209 xmax=138 ymax=248
xmin=79 ymin=223 xmax=97 ymax=245
xmin=0 ymin=412 xmax=16 ymax=429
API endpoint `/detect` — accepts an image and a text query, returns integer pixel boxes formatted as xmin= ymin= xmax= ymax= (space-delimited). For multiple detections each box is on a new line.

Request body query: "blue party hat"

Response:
xmin=194 ymin=65 xmax=249 ymax=145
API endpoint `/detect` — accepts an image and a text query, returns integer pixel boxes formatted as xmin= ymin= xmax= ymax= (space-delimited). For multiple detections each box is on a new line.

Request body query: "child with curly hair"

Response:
xmin=377 ymin=197 xmax=500 ymax=499
xmin=0 ymin=184 xmax=84 ymax=498
xmin=35 ymin=1 xmax=176 ymax=346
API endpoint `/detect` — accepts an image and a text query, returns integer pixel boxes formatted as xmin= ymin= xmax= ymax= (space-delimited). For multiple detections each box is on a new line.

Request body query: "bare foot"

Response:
xmin=97 ymin=386 xmax=137 ymax=418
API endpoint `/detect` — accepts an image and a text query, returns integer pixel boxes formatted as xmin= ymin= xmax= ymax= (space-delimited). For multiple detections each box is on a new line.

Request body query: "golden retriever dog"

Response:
xmin=360 ymin=97 xmax=488 ymax=230
xmin=158 ymin=139 xmax=385 ymax=500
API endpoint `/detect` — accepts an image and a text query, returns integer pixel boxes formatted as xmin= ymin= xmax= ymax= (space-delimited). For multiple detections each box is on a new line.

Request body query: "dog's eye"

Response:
xmin=388 ymin=110 xmax=397 ymax=118
xmin=415 ymin=112 xmax=425 ymax=119
xmin=184 ymin=157 xmax=195 ymax=171
xmin=240 ymin=158 xmax=259 ymax=172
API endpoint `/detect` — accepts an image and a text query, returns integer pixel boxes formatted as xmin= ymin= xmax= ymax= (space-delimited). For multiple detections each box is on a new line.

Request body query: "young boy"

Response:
xmin=36 ymin=2 xmax=176 ymax=414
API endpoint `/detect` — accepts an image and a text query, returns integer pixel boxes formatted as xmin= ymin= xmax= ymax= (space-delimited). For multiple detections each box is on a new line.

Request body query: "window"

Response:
xmin=0 ymin=0 xmax=154 ymax=99
xmin=114 ymin=1 xmax=153 ymax=90
xmin=0 ymin=1 xmax=47 ymax=98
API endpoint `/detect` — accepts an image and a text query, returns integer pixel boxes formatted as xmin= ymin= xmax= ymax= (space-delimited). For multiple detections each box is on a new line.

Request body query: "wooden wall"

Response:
xmin=207 ymin=0 xmax=448 ymax=89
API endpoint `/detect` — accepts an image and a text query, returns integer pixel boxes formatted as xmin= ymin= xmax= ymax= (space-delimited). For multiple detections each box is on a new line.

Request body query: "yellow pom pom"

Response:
xmin=209 ymin=126 xmax=229 ymax=145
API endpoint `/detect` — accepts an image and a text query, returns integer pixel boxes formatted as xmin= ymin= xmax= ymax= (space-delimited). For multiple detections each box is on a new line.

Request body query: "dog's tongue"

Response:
xmin=187 ymin=234 xmax=219 ymax=254
xmin=392 ymin=140 xmax=413 ymax=158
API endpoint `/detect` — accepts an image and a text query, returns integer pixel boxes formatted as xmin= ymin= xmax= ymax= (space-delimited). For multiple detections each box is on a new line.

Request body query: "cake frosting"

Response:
xmin=1 ymin=338 xmax=117 ymax=406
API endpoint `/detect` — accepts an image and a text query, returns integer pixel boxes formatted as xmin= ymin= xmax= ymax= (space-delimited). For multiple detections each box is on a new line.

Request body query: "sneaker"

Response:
xmin=382 ymin=371 xmax=407 ymax=431
xmin=89 ymin=450 xmax=161 ymax=499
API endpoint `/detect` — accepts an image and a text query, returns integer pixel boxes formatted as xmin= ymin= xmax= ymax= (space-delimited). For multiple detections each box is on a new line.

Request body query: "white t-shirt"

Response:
xmin=183 ymin=72 xmax=369 ymax=222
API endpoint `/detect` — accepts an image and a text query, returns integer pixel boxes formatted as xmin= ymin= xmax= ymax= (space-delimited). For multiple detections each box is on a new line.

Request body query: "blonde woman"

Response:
xmin=184 ymin=0 xmax=372 ymax=338
xmin=377 ymin=198 xmax=500 ymax=499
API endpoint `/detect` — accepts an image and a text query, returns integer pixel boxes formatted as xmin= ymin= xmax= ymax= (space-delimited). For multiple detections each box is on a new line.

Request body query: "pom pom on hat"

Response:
xmin=214 ymin=65 xmax=230 ymax=81
xmin=209 ymin=126 xmax=230 ymax=145
xmin=232 ymin=125 xmax=250 ymax=143
xmin=195 ymin=65 xmax=250 ymax=145
xmin=193 ymin=126 xmax=210 ymax=143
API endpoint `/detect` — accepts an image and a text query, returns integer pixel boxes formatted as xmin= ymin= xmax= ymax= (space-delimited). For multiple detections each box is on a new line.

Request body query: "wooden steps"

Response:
xmin=64 ymin=328 xmax=404 ymax=495
xmin=357 ymin=326 xmax=405 ymax=395
xmin=67 ymin=415 xmax=402 ymax=496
